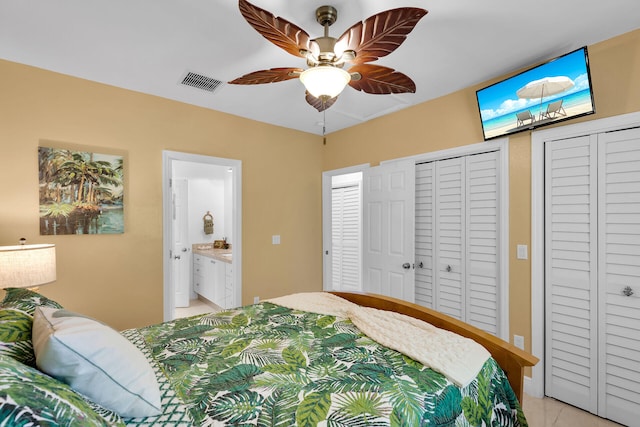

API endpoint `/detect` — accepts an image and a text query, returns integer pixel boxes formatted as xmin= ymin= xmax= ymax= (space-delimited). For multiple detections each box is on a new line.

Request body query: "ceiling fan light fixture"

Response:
xmin=231 ymin=0 xmax=428 ymax=111
xmin=299 ymin=66 xmax=351 ymax=99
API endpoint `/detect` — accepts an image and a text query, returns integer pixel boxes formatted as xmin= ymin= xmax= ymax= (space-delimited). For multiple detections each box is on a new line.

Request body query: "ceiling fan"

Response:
xmin=228 ymin=0 xmax=428 ymax=112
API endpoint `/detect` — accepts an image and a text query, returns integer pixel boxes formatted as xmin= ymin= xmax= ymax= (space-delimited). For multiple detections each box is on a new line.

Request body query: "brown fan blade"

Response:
xmin=305 ymin=92 xmax=338 ymax=112
xmin=337 ymin=8 xmax=427 ymax=64
xmin=348 ymin=64 xmax=416 ymax=94
xmin=228 ymin=67 xmax=302 ymax=85
xmin=239 ymin=0 xmax=311 ymax=58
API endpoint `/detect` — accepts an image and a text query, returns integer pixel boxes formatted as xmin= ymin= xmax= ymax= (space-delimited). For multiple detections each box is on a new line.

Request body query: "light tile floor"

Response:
xmin=522 ymin=394 xmax=624 ymax=427
xmin=174 ymin=298 xmax=222 ymax=318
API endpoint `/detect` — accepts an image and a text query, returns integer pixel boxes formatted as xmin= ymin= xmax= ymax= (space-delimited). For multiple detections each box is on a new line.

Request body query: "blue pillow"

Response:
xmin=33 ymin=306 xmax=163 ymax=418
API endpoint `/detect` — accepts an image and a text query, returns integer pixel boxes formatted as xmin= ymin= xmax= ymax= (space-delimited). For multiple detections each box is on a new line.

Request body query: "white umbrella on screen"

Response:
xmin=517 ymin=76 xmax=574 ymax=119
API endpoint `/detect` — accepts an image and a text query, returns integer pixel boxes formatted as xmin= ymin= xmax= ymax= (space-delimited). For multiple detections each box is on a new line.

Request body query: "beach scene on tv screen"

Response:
xmin=478 ymin=48 xmax=594 ymax=140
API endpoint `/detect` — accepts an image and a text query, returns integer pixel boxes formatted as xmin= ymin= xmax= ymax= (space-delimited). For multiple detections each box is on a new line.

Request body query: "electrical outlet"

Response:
xmin=514 ymin=335 xmax=525 ymax=350
xmin=253 ymin=296 xmax=260 ymax=304
xmin=516 ymin=244 xmax=528 ymax=260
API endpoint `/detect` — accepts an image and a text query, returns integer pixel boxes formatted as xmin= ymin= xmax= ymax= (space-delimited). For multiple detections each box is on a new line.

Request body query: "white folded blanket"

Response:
xmin=267 ymin=292 xmax=356 ymax=318
xmin=267 ymin=292 xmax=490 ymax=387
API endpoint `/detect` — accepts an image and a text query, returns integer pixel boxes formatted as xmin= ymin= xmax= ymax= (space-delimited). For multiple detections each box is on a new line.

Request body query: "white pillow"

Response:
xmin=32 ymin=306 xmax=162 ymax=418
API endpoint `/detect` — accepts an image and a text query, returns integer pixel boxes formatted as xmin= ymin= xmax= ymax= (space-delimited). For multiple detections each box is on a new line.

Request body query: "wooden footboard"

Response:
xmin=330 ymin=291 xmax=538 ymax=402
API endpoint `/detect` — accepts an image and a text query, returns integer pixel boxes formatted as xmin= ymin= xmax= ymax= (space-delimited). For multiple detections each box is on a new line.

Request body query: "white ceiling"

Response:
xmin=1 ymin=0 xmax=638 ymax=136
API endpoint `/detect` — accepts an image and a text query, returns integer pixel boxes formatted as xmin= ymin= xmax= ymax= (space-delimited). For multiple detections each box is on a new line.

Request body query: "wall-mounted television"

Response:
xmin=476 ymin=46 xmax=595 ymax=141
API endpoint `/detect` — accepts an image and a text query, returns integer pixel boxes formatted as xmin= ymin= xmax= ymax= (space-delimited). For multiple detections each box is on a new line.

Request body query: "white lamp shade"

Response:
xmin=0 ymin=244 xmax=56 ymax=289
xmin=300 ymin=66 xmax=351 ymax=99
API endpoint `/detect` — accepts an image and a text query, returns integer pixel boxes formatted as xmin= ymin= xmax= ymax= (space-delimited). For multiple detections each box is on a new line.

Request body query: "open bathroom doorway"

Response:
xmin=162 ymin=150 xmax=242 ymax=321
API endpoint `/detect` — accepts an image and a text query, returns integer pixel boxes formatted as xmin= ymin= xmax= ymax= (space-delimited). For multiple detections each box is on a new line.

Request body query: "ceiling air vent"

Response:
xmin=180 ymin=71 xmax=224 ymax=93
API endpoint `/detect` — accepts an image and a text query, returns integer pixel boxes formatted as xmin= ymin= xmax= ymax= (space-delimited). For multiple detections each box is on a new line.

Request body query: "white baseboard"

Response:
xmin=524 ymin=375 xmax=542 ymax=398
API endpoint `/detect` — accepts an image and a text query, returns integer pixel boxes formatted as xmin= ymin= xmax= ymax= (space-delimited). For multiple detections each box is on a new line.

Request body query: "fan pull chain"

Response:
xmin=322 ymin=100 xmax=327 ymax=145
xmin=323 ymin=108 xmax=326 ymax=136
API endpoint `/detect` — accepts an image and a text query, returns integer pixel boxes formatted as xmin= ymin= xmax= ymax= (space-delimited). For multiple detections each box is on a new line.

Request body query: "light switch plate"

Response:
xmin=517 ymin=244 xmax=528 ymax=260
xmin=514 ymin=335 xmax=525 ymax=350
xmin=272 ymin=235 xmax=280 ymax=245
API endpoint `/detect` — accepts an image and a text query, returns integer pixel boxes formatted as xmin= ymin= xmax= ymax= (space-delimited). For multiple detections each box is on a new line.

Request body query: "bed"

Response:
xmin=0 ymin=288 xmax=538 ymax=426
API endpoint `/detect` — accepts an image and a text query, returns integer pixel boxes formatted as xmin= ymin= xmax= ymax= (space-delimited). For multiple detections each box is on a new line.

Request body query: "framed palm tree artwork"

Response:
xmin=38 ymin=145 xmax=124 ymax=235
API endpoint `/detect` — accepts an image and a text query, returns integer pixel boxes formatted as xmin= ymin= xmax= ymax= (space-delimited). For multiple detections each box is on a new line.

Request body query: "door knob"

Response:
xmin=402 ymin=263 xmax=411 ymax=269
xmin=623 ymin=286 xmax=634 ymax=297
xmin=445 ymin=265 xmax=452 ymax=272
xmin=174 ymin=255 xmax=181 ymax=260
xmin=181 ymin=248 xmax=188 ymax=252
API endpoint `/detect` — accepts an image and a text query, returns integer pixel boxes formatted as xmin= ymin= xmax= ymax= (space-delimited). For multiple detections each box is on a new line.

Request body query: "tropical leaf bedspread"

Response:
xmin=123 ymin=301 xmax=527 ymax=426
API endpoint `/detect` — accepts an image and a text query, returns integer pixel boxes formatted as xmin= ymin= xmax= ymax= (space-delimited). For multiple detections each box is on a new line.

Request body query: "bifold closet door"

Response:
xmin=415 ymin=159 xmax=463 ymax=315
xmin=415 ymin=151 xmax=501 ymax=336
xmin=465 ymin=151 xmax=500 ymax=336
xmin=544 ymin=135 xmax=599 ymax=413
xmin=415 ymin=162 xmax=435 ymax=307
xmin=545 ymin=128 xmax=640 ymax=426
xmin=597 ymin=127 xmax=640 ymax=426
xmin=434 ymin=157 xmax=466 ymax=319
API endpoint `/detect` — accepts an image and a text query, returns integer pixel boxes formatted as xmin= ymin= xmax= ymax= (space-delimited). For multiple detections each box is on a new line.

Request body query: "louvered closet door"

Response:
xmin=545 ymin=128 xmax=640 ymax=426
xmin=415 ymin=162 xmax=435 ymax=307
xmin=465 ymin=151 xmax=500 ymax=335
xmin=331 ymin=185 xmax=362 ymax=292
xmin=597 ymin=127 xmax=640 ymax=426
xmin=415 ymin=151 xmax=501 ymax=336
xmin=545 ymin=135 xmax=599 ymax=413
xmin=434 ymin=157 xmax=466 ymax=319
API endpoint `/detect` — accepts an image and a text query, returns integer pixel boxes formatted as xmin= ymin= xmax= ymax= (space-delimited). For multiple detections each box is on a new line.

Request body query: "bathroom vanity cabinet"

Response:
xmin=193 ymin=251 xmax=234 ymax=308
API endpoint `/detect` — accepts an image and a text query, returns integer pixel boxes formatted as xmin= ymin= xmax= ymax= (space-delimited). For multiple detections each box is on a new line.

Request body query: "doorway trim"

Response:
xmin=530 ymin=111 xmax=640 ymax=397
xmin=322 ymin=163 xmax=370 ymax=291
xmin=162 ymin=150 xmax=242 ymax=322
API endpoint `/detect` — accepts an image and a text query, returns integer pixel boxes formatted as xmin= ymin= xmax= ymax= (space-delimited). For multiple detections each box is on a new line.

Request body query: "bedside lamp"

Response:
xmin=0 ymin=243 xmax=56 ymax=291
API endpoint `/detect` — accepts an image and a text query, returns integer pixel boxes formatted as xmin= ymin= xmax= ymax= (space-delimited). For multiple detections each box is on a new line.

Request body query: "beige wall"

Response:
xmin=0 ymin=60 xmax=324 ymax=330
xmin=322 ymin=29 xmax=640 ymax=356
xmin=1 ymin=28 xmax=638 ymax=347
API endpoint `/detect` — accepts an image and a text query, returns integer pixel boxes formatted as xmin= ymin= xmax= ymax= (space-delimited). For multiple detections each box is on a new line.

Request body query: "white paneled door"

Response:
xmin=545 ymin=127 xmax=640 ymax=426
xmin=172 ymin=178 xmax=190 ymax=308
xmin=363 ymin=160 xmax=415 ymax=302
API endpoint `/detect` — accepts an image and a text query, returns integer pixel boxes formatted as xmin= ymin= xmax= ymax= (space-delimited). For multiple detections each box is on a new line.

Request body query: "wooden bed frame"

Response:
xmin=331 ymin=291 xmax=538 ymax=402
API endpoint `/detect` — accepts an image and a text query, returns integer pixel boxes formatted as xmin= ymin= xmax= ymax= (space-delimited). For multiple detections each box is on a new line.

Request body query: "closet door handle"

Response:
xmin=622 ymin=286 xmax=634 ymax=297
xmin=402 ymin=263 xmax=411 ymax=269
xmin=445 ymin=265 xmax=452 ymax=272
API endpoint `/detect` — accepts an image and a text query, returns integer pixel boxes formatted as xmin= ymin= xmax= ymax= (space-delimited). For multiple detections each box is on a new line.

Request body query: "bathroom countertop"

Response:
xmin=192 ymin=244 xmax=232 ymax=264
